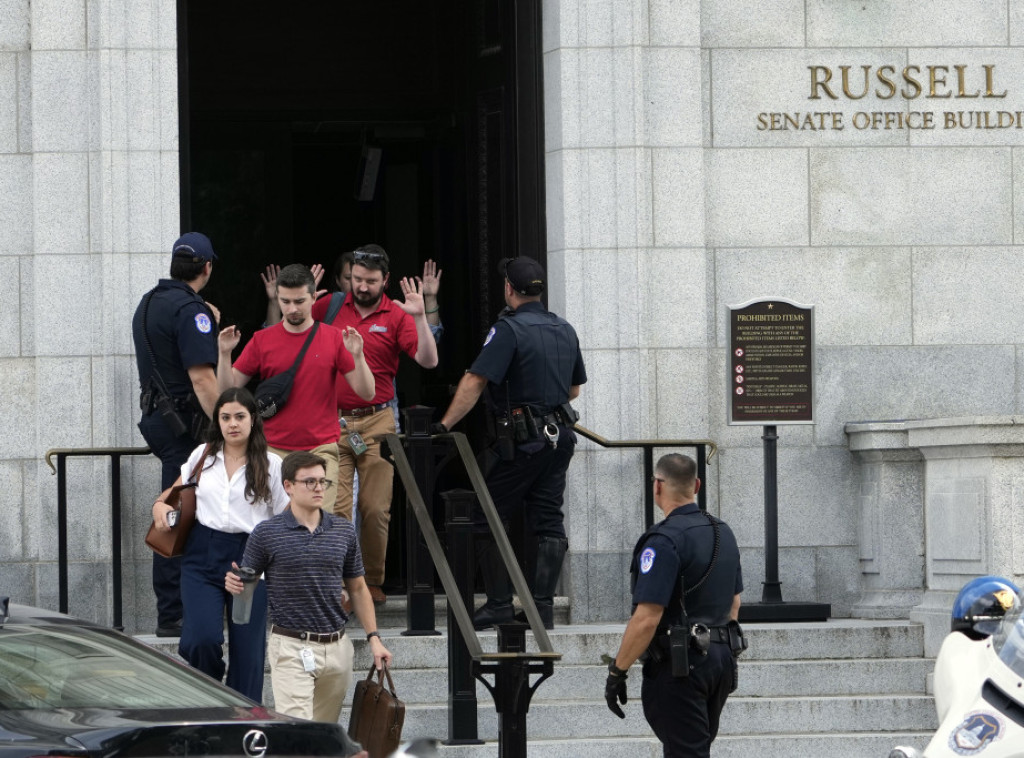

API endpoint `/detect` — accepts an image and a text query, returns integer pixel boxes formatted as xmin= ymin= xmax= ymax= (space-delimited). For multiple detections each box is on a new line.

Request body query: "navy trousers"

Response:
xmin=179 ymin=522 xmax=268 ymax=703
xmin=139 ymin=411 xmax=199 ymax=627
xmin=480 ymin=426 xmax=576 ymax=540
xmin=641 ymin=644 xmax=734 ymax=758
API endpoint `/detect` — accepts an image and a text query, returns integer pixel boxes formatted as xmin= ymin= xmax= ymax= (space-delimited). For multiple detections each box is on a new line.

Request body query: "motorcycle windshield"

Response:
xmin=993 ymin=601 xmax=1024 ymax=677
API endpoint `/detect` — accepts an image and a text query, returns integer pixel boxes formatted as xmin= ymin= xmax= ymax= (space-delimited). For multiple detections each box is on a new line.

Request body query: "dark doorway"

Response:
xmin=179 ymin=0 xmax=547 ymax=591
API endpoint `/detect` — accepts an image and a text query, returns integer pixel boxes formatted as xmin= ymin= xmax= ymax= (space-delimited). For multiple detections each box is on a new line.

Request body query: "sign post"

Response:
xmin=727 ymin=298 xmax=830 ymax=622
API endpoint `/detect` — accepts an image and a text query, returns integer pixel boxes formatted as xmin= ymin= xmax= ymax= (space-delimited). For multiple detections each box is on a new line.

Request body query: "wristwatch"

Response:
xmin=366 ymin=631 xmax=381 ymax=642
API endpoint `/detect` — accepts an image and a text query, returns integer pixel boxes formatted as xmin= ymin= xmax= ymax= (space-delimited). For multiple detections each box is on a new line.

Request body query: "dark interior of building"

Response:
xmin=179 ymin=0 xmax=547 ymax=590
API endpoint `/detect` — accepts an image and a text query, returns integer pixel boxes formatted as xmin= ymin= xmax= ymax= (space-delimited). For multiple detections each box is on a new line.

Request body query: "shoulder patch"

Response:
xmin=483 ymin=327 xmax=496 ymax=346
xmin=639 ymin=547 xmax=656 ymax=574
xmin=194 ymin=312 xmax=212 ymax=334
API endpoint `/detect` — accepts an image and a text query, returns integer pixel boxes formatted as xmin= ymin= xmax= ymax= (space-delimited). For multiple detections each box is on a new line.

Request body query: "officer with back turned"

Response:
xmin=132 ymin=232 xmax=221 ymax=637
xmin=435 ymin=256 xmax=586 ymax=630
xmin=605 ymin=453 xmax=746 ymax=758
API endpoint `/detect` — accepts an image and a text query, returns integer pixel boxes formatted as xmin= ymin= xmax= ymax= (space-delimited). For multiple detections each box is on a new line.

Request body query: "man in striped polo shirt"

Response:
xmin=226 ymin=450 xmax=391 ymax=722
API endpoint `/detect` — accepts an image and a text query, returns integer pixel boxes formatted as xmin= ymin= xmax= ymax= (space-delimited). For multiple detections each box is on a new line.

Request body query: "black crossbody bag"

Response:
xmin=254 ymin=323 xmax=320 ymax=419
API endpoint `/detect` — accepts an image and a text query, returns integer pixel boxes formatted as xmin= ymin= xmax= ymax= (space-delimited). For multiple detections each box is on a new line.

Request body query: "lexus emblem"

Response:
xmin=243 ymin=729 xmax=268 ymax=758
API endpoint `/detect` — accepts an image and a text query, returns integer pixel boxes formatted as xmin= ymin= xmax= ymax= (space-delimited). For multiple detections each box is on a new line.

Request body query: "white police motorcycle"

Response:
xmin=890 ymin=576 xmax=1024 ymax=758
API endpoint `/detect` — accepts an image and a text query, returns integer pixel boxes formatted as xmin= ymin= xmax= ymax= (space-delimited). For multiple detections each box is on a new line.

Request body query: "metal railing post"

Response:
xmin=443 ymin=489 xmax=483 ymax=745
xmin=46 ymin=446 xmax=151 ymax=627
xmin=110 ymin=453 xmax=124 ymax=630
xmin=400 ymin=406 xmax=441 ymax=636
xmin=57 ymin=454 xmax=68 ymax=615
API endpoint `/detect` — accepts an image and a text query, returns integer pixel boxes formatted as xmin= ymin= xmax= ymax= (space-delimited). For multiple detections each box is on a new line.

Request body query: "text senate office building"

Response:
xmin=3 ymin=1 xmax=1024 ymax=647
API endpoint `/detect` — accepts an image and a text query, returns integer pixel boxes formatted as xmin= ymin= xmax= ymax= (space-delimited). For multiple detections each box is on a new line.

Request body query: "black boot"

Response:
xmin=531 ymin=537 xmax=568 ymax=630
xmin=473 ymin=539 xmax=514 ymax=630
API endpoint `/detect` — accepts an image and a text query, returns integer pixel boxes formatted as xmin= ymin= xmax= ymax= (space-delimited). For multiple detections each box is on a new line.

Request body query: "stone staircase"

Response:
xmin=141 ymin=599 xmax=938 ymax=757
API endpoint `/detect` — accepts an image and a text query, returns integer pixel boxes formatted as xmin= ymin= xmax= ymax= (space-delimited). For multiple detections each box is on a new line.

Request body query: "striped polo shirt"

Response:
xmin=241 ymin=508 xmax=364 ymax=633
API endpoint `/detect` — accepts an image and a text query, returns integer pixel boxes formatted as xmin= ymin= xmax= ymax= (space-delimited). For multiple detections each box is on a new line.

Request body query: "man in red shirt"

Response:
xmin=312 ymin=245 xmax=438 ymax=603
xmin=217 ymin=265 xmax=374 ymax=512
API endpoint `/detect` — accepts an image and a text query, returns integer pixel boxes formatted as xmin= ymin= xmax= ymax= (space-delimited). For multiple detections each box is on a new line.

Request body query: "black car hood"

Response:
xmin=0 ymin=706 xmax=354 ymax=756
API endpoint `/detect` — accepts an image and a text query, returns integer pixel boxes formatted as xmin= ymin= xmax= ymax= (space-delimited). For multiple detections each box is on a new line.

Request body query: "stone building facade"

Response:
xmin=4 ymin=1 xmax=1024 ymax=633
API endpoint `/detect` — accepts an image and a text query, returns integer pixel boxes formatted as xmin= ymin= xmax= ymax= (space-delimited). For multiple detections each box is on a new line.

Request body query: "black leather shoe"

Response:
xmin=515 ymin=606 xmax=555 ymax=630
xmin=155 ymin=619 xmax=182 ymax=637
xmin=473 ymin=601 xmax=514 ymax=630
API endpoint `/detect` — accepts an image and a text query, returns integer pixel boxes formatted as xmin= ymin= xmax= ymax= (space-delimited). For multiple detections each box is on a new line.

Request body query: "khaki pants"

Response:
xmin=335 ymin=409 xmax=395 ymax=586
xmin=267 ymin=631 xmax=354 ymax=723
xmin=269 ymin=442 xmax=340 ymax=513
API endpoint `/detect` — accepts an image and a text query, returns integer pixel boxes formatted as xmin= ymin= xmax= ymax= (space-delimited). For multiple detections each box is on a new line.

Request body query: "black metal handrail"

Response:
xmin=385 ymin=431 xmax=557 ymax=658
xmin=573 ymin=425 xmax=718 ymax=528
xmin=44 ymin=446 xmax=152 ymax=630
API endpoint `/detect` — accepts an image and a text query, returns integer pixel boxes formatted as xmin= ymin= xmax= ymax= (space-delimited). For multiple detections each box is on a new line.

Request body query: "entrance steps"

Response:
xmin=357 ymin=620 xmax=937 ymax=757
xmin=140 ymin=612 xmax=938 ymax=756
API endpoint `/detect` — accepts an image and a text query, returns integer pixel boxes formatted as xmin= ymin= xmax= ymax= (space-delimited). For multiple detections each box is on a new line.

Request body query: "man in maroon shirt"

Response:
xmin=309 ymin=245 xmax=438 ymax=603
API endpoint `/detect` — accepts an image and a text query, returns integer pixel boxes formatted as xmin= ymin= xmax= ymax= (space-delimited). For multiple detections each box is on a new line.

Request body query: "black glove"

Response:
xmin=429 ymin=422 xmax=448 ymax=436
xmin=604 ymin=662 xmax=627 ymax=719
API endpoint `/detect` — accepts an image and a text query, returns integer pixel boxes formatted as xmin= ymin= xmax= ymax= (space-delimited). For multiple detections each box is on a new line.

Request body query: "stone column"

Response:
xmin=845 ymin=421 xmax=924 ymax=619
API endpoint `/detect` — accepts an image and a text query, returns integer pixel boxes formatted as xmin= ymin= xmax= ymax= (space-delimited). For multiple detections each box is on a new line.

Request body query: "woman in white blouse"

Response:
xmin=152 ymin=387 xmax=289 ymax=702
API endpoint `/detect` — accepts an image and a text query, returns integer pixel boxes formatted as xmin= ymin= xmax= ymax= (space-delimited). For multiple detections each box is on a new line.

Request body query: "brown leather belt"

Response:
xmin=339 ymin=403 xmax=389 ymax=418
xmin=271 ymin=625 xmax=345 ymax=643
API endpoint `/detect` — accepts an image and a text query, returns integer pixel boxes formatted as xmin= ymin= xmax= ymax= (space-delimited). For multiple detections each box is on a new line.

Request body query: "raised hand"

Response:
xmin=421 ymin=259 xmax=442 ymax=298
xmin=341 ymin=325 xmax=364 ymax=357
xmin=397 ymin=277 xmax=425 ymax=316
xmin=261 ymin=265 xmax=280 ymax=301
xmin=219 ymin=325 xmax=241 ymax=354
xmin=311 ymin=263 xmax=328 ymax=300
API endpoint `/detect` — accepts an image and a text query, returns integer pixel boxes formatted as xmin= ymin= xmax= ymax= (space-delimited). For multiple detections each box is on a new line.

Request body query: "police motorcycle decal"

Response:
xmin=195 ymin=313 xmax=212 ymax=333
xmin=948 ymin=711 xmax=1003 ymax=755
xmin=639 ymin=548 xmax=656 ymax=574
xmin=483 ymin=327 xmax=496 ymax=346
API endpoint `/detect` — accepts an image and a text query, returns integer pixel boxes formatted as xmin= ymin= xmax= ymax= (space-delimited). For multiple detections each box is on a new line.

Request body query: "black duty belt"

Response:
xmin=340 ymin=403 xmax=389 ymax=418
xmin=508 ymin=406 xmax=570 ymax=426
xmin=272 ymin=625 xmax=345 ymax=643
xmin=655 ymin=625 xmax=731 ymax=645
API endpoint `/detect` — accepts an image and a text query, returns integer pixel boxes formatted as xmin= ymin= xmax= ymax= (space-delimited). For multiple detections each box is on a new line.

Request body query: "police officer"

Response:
xmin=605 ymin=453 xmax=745 ymax=758
xmin=132 ymin=232 xmax=221 ymax=636
xmin=436 ymin=256 xmax=586 ymax=629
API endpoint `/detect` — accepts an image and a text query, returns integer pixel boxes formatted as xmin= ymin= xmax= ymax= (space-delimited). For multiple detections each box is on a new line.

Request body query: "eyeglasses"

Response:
xmin=295 ymin=478 xmax=333 ymax=491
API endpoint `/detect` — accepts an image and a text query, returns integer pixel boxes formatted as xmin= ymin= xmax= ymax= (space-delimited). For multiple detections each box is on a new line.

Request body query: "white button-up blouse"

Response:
xmin=179 ymin=444 xmax=291 ymax=534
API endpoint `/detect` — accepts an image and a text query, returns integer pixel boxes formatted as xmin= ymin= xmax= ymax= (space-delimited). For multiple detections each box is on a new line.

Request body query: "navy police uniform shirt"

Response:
xmin=631 ymin=503 xmax=743 ymax=628
xmin=132 ymin=279 xmax=217 ymax=399
xmin=470 ymin=301 xmax=587 ymax=412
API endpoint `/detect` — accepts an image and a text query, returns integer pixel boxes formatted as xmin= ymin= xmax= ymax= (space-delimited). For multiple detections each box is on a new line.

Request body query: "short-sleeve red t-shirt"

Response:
xmin=234 ymin=322 xmax=355 ymax=449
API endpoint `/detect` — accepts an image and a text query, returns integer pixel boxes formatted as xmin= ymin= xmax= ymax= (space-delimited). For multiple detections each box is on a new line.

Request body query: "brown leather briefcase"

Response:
xmin=347 ymin=664 xmax=405 ymax=758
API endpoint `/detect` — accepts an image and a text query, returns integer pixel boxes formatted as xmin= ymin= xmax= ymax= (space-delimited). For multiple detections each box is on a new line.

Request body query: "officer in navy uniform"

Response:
xmin=605 ymin=453 xmax=745 ymax=758
xmin=131 ymin=232 xmax=221 ymax=637
xmin=436 ymin=256 xmax=586 ymax=629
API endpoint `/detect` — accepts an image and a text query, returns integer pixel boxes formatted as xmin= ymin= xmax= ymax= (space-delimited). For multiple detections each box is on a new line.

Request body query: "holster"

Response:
xmin=557 ymin=402 xmax=580 ymax=425
xmin=493 ymin=417 xmax=516 ymax=460
xmin=726 ymin=619 xmax=748 ymax=657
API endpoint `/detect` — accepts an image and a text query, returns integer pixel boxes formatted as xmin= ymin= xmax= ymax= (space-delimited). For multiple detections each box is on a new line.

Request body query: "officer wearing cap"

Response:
xmin=436 ymin=256 xmax=586 ymax=629
xmin=131 ymin=232 xmax=221 ymax=637
xmin=605 ymin=453 xmax=744 ymax=758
